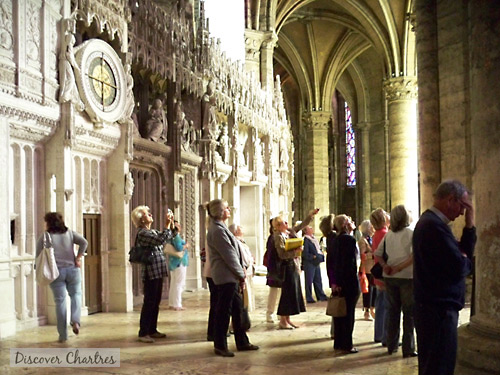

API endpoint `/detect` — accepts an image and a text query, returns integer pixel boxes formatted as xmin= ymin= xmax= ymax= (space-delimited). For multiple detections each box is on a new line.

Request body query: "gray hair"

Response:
xmin=434 ymin=179 xmax=470 ymax=200
xmin=205 ymin=199 xmax=228 ymax=221
xmin=358 ymin=220 xmax=372 ymax=236
xmin=228 ymin=223 xmax=238 ymax=235
xmin=390 ymin=205 xmax=410 ymax=232
xmin=131 ymin=205 xmax=149 ymax=228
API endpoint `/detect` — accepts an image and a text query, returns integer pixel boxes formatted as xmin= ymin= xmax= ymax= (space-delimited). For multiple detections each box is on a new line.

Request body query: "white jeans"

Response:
xmin=168 ymin=265 xmax=186 ymax=308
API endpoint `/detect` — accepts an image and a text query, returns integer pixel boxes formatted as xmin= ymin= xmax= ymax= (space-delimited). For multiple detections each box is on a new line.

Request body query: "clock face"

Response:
xmin=75 ymin=39 xmax=126 ymax=124
xmin=88 ymin=55 xmax=117 ymax=108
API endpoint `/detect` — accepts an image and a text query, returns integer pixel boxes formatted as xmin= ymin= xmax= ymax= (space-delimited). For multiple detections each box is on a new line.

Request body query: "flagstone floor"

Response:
xmin=0 ymin=276 xmax=470 ymax=375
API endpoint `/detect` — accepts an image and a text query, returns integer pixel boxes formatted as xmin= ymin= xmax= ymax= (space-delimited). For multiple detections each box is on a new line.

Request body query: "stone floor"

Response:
xmin=0 ymin=276 xmax=471 ymax=375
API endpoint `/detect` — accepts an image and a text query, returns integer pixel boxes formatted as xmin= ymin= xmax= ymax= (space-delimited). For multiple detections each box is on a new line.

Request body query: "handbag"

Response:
xmin=164 ymin=243 xmax=183 ymax=258
xmin=35 ymin=232 xmax=59 ymax=285
xmin=129 ymin=233 xmax=155 ymax=265
xmin=326 ymin=293 xmax=347 ymax=317
xmin=240 ymin=305 xmax=251 ymax=331
xmin=370 ymin=240 xmax=387 ymax=280
xmin=359 ymin=271 xmax=369 ymax=293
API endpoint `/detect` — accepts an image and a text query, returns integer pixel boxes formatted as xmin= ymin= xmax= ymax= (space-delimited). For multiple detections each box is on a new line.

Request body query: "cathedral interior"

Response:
xmin=1 ymin=0 xmax=499 ymax=373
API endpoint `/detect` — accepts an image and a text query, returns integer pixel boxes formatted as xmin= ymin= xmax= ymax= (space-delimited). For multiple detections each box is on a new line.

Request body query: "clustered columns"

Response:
xmin=383 ymin=77 xmax=419 ymax=217
xmin=303 ymin=111 xmax=330 ymax=232
xmin=244 ymin=30 xmax=278 ymax=90
xmin=260 ymin=32 xmax=278 ymax=89
xmin=456 ymin=1 xmax=500 ymax=373
xmin=355 ymin=122 xmax=372 ymax=220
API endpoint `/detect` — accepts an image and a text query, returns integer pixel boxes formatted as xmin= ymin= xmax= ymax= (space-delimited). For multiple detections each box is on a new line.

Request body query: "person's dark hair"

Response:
xmin=44 ymin=212 xmax=68 ymax=233
xmin=390 ymin=205 xmax=410 ymax=232
xmin=269 ymin=218 xmax=273 ymax=235
xmin=434 ymin=179 xmax=470 ymax=200
xmin=319 ymin=214 xmax=334 ymax=237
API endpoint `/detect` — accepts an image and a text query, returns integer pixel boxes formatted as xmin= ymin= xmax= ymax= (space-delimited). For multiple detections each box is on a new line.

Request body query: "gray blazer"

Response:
xmin=207 ymin=219 xmax=246 ymax=285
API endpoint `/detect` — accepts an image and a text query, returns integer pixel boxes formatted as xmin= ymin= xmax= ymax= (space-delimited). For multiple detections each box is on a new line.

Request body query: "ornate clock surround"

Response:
xmin=75 ymin=39 xmax=126 ymax=125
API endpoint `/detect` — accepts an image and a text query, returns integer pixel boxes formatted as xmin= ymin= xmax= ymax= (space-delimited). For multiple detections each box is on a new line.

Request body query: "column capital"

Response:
xmin=384 ymin=76 xmax=418 ymax=101
xmin=303 ymin=110 xmax=331 ymax=131
xmin=355 ymin=121 xmax=372 ymax=132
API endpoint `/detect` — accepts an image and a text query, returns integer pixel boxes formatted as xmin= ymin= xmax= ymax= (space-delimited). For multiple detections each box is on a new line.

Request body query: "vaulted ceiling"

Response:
xmin=247 ymin=0 xmax=416 ymax=125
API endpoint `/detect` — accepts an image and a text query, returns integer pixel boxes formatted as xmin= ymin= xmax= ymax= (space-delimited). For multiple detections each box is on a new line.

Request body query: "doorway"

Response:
xmin=83 ymin=214 xmax=102 ymax=314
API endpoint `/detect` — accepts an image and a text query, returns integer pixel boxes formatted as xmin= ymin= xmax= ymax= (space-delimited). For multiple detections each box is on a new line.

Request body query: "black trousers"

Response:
xmin=214 ymin=282 xmax=250 ymax=351
xmin=414 ymin=303 xmax=458 ymax=375
xmin=333 ymin=291 xmax=360 ymax=350
xmin=206 ymin=277 xmax=217 ymax=339
xmin=139 ymin=277 xmax=163 ymax=337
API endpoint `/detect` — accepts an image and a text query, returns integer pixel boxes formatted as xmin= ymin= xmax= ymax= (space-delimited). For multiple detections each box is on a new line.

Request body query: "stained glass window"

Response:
xmin=345 ymin=102 xmax=356 ymax=186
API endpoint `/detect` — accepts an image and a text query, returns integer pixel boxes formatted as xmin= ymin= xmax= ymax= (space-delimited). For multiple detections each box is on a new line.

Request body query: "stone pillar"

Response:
xmin=107 ymin=128 xmax=133 ymax=312
xmin=244 ymin=29 xmax=262 ymax=79
xmin=456 ymin=1 xmax=500 ymax=373
xmin=0 ymin=118 xmax=16 ymax=338
xmin=416 ymin=0 xmax=441 ymax=212
xmin=260 ymin=32 xmax=278 ymax=90
xmin=356 ymin=122 xmax=372 ymax=220
xmin=383 ymin=77 xmax=419 ymax=216
xmin=303 ymin=111 xmax=330 ymax=233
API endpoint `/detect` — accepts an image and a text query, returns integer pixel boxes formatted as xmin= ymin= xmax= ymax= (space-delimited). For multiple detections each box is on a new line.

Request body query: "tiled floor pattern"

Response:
xmin=0 ymin=276 xmax=470 ymax=374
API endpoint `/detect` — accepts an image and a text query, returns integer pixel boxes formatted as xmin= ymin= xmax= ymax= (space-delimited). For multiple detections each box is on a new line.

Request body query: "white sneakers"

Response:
xmin=266 ymin=313 xmax=275 ymax=323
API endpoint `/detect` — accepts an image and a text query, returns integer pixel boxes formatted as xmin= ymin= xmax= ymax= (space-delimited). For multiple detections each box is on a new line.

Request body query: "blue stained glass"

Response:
xmin=345 ymin=102 xmax=356 ymax=186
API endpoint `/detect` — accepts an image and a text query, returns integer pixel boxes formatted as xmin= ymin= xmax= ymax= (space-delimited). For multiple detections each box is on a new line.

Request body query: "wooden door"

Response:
xmin=83 ymin=214 xmax=102 ymax=314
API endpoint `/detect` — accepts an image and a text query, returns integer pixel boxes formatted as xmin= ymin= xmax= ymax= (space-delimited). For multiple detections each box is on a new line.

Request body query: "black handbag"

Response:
xmin=240 ymin=305 xmax=251 ymax=331
xmin=370 ymin=240 xmax=387 ymax=280
xmin=129 ymin=234 xmax=155 ymax=265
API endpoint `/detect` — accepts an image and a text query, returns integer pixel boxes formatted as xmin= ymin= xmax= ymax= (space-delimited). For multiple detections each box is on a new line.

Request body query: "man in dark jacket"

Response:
xmin=413 ymin=180 xmax=476 ymax=375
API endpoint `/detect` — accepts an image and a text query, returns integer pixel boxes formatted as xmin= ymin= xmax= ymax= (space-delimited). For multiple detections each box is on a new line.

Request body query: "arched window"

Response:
xmin=345 ymin=102 xmax=356 ymax=186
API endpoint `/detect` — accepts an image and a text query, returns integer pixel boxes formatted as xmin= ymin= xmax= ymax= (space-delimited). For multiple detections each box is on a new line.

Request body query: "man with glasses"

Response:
xmin=413 ymin=180 xmax=476 ymax=375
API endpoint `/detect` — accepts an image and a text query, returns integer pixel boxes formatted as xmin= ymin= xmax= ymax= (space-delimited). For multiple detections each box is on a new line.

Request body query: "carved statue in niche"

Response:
xmin=255 ymin=137 xmax=264 ymax=174
xmin=144 ymin=98 xmax=168 ymax=142
xmin=217 ymin=124 xmax=229 ymax=164
xmin=59 ymin=18 xmax=84 ymax=111
xmin=201 ymin=81 xmax=218 ymax=139
xmin=122 ymin=63 xmax=135 ymax=123
xmin=176 ymin=99 xmax=196 ymax=152
xmin=124 ymin=172 xmax=134 ymax=202
xmin=279 ymin=138 xmax=289 ymax=169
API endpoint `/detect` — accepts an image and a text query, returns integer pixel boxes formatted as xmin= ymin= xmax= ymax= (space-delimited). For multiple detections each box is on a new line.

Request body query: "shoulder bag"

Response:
xmin=370 ymin=240 xmax=387 ymax=280
xmin=35 ymin=232 xmax=60 ymax=285
xmin=129 ymin=233 xmax=155 ymax=265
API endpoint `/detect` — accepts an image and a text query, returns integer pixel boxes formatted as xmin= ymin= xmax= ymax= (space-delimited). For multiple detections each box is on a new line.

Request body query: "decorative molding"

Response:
xmin=384 ymin=77 xmax=418 ymax=101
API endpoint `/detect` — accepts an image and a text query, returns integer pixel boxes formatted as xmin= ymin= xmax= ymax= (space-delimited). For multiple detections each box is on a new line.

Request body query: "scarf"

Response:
xmin=304 ymin=234 xmax=322 ymax=254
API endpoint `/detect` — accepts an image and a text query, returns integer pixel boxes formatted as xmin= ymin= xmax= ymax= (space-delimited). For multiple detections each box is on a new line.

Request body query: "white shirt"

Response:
xmin=375 ymin=227 xmax=413 ymax=279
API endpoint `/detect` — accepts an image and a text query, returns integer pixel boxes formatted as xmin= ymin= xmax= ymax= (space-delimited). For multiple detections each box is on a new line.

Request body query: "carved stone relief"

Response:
xmin=0 ymin=0 xmax=14 ymax=55
xmin=26 ymin=1 xmax=41 ymax=70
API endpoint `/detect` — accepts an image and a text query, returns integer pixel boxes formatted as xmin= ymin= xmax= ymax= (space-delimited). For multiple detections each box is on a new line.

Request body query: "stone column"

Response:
xmin=260 ymin=32 xmax=278 ymax=90
xmin=244 ymin=29 xmax=262 ymax=79
xmin=356 ymin=122 xmax=372 ymax=220
xmin=0 ymin=118 xmax=16 ymax=338
xmin=107 ymin=129 xmax=133 ymax=312
xmin=456 ymin=1 xmax=500 ymax=373
xmin=383 ymin=77 xmax=419 ymax=216
xmin=415 ymin=0 xmax=441 ymax=211
xmin=303 ymin=111 xmax=330 ymax=233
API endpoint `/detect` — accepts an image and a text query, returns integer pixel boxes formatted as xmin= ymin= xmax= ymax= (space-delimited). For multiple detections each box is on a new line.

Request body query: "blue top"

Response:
xmin=168 ymin=233 xmax=189 ymax=271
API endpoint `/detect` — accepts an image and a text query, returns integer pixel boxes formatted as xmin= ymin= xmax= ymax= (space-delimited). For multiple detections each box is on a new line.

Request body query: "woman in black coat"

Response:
xmin=331 ymin=214 xmax=360 ymax=354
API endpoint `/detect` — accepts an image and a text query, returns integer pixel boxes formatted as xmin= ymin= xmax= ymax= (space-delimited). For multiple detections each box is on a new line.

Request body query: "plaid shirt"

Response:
xmin=136 ymin=227 xmax=177 ymax=280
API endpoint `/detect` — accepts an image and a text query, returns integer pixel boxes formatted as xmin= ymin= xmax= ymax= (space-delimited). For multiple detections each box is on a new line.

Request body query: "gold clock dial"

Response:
xmin=87 ymin=54 xmax=117 ymax=109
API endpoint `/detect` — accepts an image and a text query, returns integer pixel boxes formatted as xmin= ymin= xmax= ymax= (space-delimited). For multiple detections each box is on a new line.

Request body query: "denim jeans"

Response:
xmin=49 ymin=267 xmax=82 ymax=341
xmin=374 ymin=289 xmax=387 ymax=344
xmin=384 ymin=278 xmax=415 ymax=354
